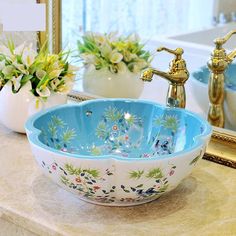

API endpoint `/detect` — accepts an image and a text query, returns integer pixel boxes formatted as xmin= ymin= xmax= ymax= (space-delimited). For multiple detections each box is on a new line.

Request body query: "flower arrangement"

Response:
xmin=0 ymin=41 xmax=78 ymax=100
xmin=77 ymin=32 xmax=152 ymax=74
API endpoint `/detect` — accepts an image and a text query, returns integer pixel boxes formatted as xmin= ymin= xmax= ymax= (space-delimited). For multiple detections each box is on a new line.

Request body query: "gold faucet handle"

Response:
xmin=157 ymin=47 xmax=184 ymax=60
xmin=214 ymin=30 xmax=236 ymax=49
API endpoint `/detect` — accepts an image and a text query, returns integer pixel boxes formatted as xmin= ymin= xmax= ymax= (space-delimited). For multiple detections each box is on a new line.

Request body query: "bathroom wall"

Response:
xmin=0 ymin=0 xmax=37 ymax=47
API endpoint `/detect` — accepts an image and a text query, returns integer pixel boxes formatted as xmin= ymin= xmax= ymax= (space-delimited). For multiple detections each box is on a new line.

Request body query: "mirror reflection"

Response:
xmin=61 ymin=0 xmax=236 ymax=131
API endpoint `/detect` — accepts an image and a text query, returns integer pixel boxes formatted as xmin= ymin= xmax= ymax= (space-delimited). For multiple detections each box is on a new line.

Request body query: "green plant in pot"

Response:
xmin=0 ymin=41 xmax=78 ymax=133
xmin=77 ymin=32 xmax=152 ymax=98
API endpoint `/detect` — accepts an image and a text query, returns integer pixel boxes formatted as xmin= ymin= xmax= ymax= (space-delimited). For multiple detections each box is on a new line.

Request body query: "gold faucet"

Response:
xmin=140 ymin=47 xmax=189 ymax=108
xmin=208 ymin=30 xmax=236 ymax=128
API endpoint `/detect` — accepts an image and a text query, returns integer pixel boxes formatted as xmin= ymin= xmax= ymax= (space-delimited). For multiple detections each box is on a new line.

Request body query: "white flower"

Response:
xmin=137 ymin=59 xmax=148 ymax=69
xmin=48 ymin=69 xmax=63 ymax=79
xmin=100 ymin=43 xmax=112 ymax=58
xmin=2 ymin=65 xmax=14 ymax=76
xmin=12 ymin=74 xmax=23 ymax=91
xmin=57 ymin=82 xmax=73 ymax=94
xmin=50 ymin=78 xmax=60 ymax=90
xmin=123 ymin=51 xmax=137 ymax=62
xmin=94 ymin=34 xmax=107 ymax=45
xmin=110 ymin=51 xmax=123 ymax=64
xmin=36 ymin=86 xmax=51 ymax=97
xmin=36 ymin=69 xmax=46 ymax=79
xmin=12 ymin=61 xmax=28 ymax=74
xmin=21 ymin=46 xmax=37 ymax=67
xmin=80 ymin=53 xmax=96 ymax=64
xmin=0 ymin=60 xmax=5 ymax=70
xmin=132 ymin=64 xmax=140 ymax=73
xmin=117 ymin=61 xmax=127 ymax=73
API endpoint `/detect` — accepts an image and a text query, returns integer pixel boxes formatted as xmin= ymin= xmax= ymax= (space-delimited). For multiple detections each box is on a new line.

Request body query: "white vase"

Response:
xmin=0 ymin=81 xmax=67 ymax=133
xmin=83 ymin=68 xmax=144 ymax=98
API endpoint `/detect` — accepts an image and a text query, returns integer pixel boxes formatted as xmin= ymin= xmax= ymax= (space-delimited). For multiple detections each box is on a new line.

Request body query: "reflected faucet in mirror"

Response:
xmin=140 ymin=47 xmax=189 ymax=108
xmin=208 ymin=30 xmax=236 ymax=128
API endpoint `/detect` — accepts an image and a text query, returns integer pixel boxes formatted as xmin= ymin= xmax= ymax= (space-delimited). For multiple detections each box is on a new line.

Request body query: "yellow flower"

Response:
xmin=48 ymin=69 xmax=63 ymax=79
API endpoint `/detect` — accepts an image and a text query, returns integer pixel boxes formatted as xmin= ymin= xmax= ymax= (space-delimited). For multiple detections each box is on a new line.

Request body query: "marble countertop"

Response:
xmin=0 ymin=124 xmax=235 ymax=236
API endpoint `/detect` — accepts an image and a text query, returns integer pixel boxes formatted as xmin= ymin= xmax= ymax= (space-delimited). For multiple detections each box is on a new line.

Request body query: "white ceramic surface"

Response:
xmin=83 ymin=68 xmax=144 ymax=98
xmin=0 ymin=81 xmax=67 ymax=133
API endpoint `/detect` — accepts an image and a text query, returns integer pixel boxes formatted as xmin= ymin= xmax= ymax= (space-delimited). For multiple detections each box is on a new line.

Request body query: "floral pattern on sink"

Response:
xmin=41 ymin=160 xmax=177 ymax=204
xmin=92 ymin=106 xmax=144 ymax=157
xmin=40 ymin=108 xmax=182 ymax=159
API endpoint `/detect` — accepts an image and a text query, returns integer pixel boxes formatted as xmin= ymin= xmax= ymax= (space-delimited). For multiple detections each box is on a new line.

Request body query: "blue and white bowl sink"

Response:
xmin=25 ymin=99 xmax=212 ymax=206
xmin=191 ymin=64 xmax=236 ymax=130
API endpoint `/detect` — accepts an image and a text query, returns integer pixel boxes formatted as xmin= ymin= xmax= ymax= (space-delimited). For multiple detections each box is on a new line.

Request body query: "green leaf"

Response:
xmin=61 ymin=128 xmax=76 ymax=143
xmin=65 ymin=163 xmax=82 ymax=176
xmin=61 ymin=175 xmax=70 ymax=185
xmin=136 ymin=184 xmax=144 ymax=188
xmin=48 ymin=122 xmax=57 ymax=137
xmin=51 ymin=116 xmax=65 ymax=127
xmin=85 ymin=169 xmax=100 ymax=178
xmin=20 ymin=74 xmax=33 ymax=87
xmin=36 ymin=74 xmax=50 ymax=89
xmin=146 ymin=168 xmax=163 ymax=179
xmin=129 ymin=170 xmax=144 ymax=179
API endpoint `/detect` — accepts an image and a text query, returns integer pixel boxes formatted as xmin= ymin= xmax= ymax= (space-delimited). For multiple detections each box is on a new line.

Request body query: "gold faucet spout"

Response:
xmin=140 ymin=46 xmax=189 ymax=108
xmin=227 ymin=50 xmax=236 ymax=63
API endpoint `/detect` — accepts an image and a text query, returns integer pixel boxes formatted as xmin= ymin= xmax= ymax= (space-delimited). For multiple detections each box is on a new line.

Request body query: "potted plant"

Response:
xmin=77 ymin=32 xmax=152 ymax=98
xmin=0 ymin=41 xmax=78 ymax=133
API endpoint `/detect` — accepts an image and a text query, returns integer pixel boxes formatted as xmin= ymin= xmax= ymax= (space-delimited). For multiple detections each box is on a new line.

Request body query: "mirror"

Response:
xmin=58 ymin=1 xmax=235 ymax=124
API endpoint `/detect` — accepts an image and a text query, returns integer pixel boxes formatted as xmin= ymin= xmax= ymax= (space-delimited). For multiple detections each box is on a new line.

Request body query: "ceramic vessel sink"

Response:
xmin=191 ymin=64 xmax=236 ymax=130
xmin=25 ymin=99 xmax=212 ymax=206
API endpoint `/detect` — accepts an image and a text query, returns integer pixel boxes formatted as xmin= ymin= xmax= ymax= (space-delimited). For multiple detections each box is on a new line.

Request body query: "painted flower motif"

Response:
xmin=112 ymin=125 xmax=118 ymax=131
xmin=93 ymin=186 xmax=100 ymax=190
xmin=75 ymin=177 xmax=82 ymax=183
xmin=154 ymin=114 xmax=179 ymax=132
xmin=52 ymin=164 xmax=57 ymax=171
xmin=42 ymin=161 xmax=175 ymax=204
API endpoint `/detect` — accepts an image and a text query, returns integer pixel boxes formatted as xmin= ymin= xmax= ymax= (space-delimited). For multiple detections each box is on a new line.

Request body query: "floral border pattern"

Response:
xmin=41 ymin=160 xmax=178 ymax=204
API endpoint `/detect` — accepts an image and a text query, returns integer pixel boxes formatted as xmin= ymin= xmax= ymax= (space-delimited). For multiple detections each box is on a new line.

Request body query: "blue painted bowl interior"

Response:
xmin=33 ymin=100 xmax=207 ymax=159
xmin=192 ymin=63 xmax=236 ymax=91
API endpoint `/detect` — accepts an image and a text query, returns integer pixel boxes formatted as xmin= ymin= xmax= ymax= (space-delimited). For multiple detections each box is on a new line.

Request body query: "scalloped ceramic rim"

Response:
xmin=25 ymin=99 xmax=212 ymax=161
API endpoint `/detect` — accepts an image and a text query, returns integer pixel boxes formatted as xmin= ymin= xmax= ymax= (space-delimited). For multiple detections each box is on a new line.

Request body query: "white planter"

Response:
xmin=83 ymin=68 xmax=144 ymax=98
xmin=0 ymin=81 xmax=67 ymax=133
